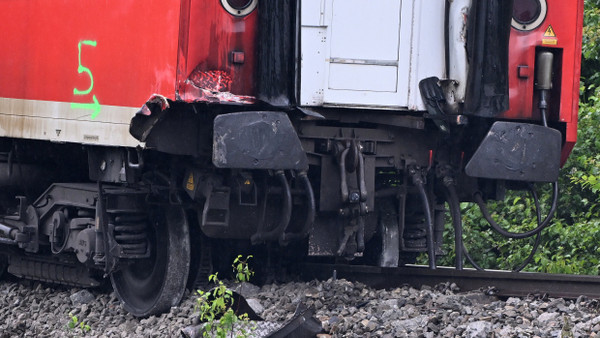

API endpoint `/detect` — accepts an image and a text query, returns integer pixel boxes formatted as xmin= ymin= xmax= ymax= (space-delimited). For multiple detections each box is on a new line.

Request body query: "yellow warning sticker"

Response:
xmin=544 ymin=25 xmax=556 ymax=38
xmin=186 ymin=173 xmax=195 ymax=191
xmin=542 ymin=25 xmax=557 ymax=45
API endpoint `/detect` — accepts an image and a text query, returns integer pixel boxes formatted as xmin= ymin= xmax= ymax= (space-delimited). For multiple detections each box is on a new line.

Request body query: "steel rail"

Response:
xmin=300 ymin=263 xmax=600 ymax=299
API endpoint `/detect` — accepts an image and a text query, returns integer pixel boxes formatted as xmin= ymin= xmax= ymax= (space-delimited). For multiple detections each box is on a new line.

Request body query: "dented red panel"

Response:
xmin=502 ymin=0 xmax=584 ymax=164
xmin=0 ymin=1 xmax=182 ymax=108
xmin=177 ymin=0 xmax=258 ymax=102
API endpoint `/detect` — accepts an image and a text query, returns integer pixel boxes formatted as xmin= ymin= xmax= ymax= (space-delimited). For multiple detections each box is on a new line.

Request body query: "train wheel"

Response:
xmin=110 ymin=205 xmax=190 ymax=317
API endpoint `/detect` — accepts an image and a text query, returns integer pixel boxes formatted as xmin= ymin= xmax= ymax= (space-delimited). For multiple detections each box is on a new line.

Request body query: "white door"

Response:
xmin=300 ymin=0 xmax=446 ymax=111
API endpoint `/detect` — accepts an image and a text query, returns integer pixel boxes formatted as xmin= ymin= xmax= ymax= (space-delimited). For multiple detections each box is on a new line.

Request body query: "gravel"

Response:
xmin=1 ymin=277 xmax=600 ymax=337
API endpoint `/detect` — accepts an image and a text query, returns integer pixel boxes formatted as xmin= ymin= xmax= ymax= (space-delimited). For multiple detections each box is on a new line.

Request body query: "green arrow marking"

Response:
xmin=71 ymin=95 xmax=101 ymax=119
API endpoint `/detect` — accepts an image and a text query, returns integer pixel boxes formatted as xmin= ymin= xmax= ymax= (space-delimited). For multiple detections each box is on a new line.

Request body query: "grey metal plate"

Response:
xmin=213 ymin=111 xmax=308 ymax=170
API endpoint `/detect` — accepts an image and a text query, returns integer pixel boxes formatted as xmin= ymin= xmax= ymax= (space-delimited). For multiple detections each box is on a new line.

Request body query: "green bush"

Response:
xmin=435 ymin=187 xmax=600 ymax=275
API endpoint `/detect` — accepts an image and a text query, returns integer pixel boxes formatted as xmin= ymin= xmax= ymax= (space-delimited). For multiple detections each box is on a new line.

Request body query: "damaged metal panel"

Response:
xmin=176 ymin=0 xmax=258 ymax=103
xmin=447 ymin=0 xmax=472 ymax=106
xmin=179 ymin=69 xmax=256 ymax=104
xmin=130 ymin=98 xmax=213 ymax=157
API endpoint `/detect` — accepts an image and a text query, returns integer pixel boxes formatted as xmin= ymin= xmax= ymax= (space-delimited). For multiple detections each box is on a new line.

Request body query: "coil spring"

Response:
xmin=113 ymin=214 xmax=148 ymax=256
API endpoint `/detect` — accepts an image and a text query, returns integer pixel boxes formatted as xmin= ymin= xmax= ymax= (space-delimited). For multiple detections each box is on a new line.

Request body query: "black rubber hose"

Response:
xmin=462 ymin=243 xmax=485 ymax=271
xmin=444 ymin=184 xmax=463 ymax=270
xmin=512 ymin=184 xmax=544 ymax=272
xmin=280 ymin=171 xmax=316 ymax=244
xmin=251 ymin=171 xmax=292 ymax=243
xmin=540 ymin=107 xmax=548 ymax=128
xmin=414 ymin=179 xmax=436 ymax=269
xmin=474 ymin=181 xmax=558 ymax=239
xmin=466 ymin=183 xmax=548 ymax=272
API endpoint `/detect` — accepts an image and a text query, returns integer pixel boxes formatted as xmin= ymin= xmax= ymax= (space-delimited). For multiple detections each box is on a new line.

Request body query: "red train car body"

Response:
xmin=504 ymin=1 xmax=584 ymax=163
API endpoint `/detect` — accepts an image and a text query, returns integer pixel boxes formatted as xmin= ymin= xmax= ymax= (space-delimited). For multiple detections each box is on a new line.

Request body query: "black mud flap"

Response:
xmin=465 ymin=122 xmax=561 ymax=182
xmin=213 ymin=111 xmax=308 ymax=170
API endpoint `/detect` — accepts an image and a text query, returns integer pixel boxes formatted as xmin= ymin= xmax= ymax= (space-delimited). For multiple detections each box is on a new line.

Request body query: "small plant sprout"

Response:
xmin=233 ymin=255 xmax=254 ymax=283
xmin=67 ymin=312 xmax=91 ymax=334
xmin=67 ymin=312 xmax=78 ymax=330
xmin=195 ymin=255 xmax=254 ymax=338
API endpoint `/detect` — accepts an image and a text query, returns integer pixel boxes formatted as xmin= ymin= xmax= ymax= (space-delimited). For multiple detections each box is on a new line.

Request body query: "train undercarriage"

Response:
xmin=0 ymin=101 xmax=561 ymax=316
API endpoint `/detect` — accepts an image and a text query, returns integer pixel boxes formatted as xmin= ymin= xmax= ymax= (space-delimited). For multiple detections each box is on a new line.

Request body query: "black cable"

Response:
xmin=475 ymin=181 xmax=558 ymax=239
xmin=251 ymin=170 xmax=292 ymax=243
xmin=540 ymin=106 xmax=549 ymax=128
xmin=280 ymin=171 xmax=315 ymax=243
xmin=413 ymin=175 xmax=436 ymax=269
xmin=443 ymin=183 xmax=463 ymax=270
xmin=512 ymin=184 xmax=544 ymax=272
xmin=462 ymin=243 xmax=485 ymax=271
xmin=443 ymin=181 xmax=484 ymax=270
xmin=465 ymin=183 xmax=552 ymax=271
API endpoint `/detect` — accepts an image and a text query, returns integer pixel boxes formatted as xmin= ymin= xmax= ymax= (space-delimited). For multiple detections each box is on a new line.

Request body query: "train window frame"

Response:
xmin=511 ymin=0 xmax=548 ymax=31
xmin=220 ymin=0 xmax=258 ymax=17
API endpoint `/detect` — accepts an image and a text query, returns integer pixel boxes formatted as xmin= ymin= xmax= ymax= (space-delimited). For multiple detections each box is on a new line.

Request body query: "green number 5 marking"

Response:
xmin=71 ymin=40 xmax=101 ymax=119
xmin=73 ymin=40 xmax=97 ymax=95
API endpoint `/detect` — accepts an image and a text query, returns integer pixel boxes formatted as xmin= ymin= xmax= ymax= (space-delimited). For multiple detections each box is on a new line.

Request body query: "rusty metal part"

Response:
xmin=300 ymin=263 xmax=600 ymax=299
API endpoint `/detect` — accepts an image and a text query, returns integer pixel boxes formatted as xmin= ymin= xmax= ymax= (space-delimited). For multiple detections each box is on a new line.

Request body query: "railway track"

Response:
xmin=300 ymin=263 xmax=600 ymax=300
